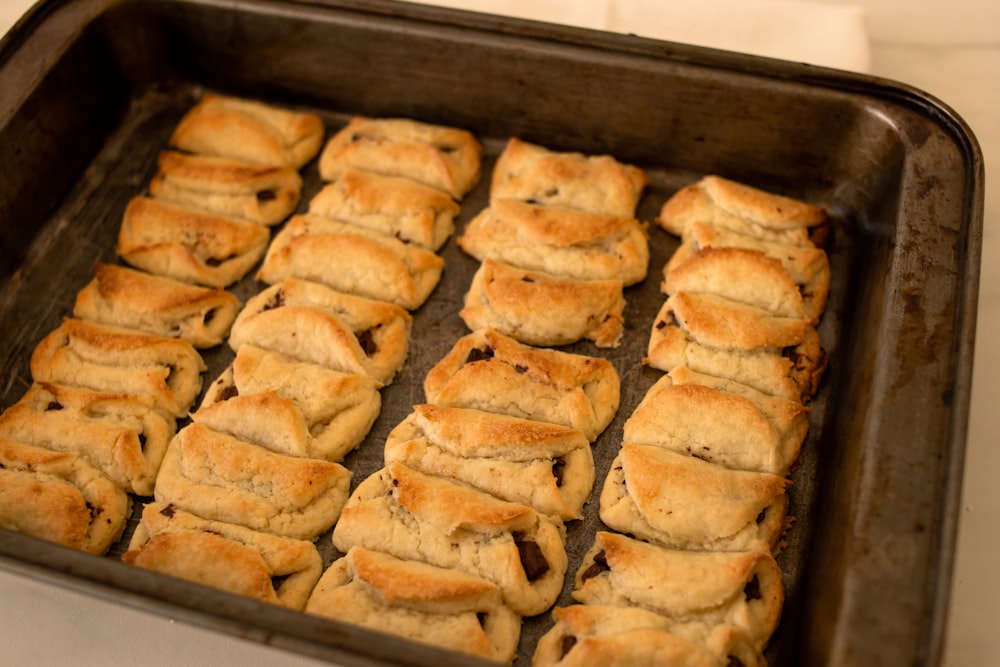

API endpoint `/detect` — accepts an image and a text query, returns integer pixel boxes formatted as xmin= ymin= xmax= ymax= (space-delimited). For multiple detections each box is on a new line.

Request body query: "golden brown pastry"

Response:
xmin=199 ymin=345 xmax=381 ymax=463
xmin=148 ymin=150 xmax=302 ymax=226
xmin=457 ymin=198 xmax=650 ymax=285
xmin=573 ymin=531 xmax=783 ymax=652
xmin=657 ymin=175 xmax=827 ymax=246
xmin=532 ymin=604 xmax=763 ymax=667
xmin=331 ymin=462 xmax=567 ymax=617
xmin=318 ymin=116 xmax=482 ymax=199
xmin=72 ymin=263 xmax=241 ymax=349
xmin=256 ymin=214 xmax=444 ymax=310
xmin=646 ymin=297 xmax=827 ymax=403
xmin=490 ymin=137 xmax=649 ymax=217
xmin=154 ymin=422 xmax=352 ymax=540
xmin=169 ymin=94 xmax=324 ymax=169
xmin=599 ymin=444 xmax=789 ymax=553
xmin=383 ymin=404 xmax=594 ymax=521
xmin=460 ymin=259 xmax=626 ymax=348
xmin=123 ymin=501 xmax=323 ymax=610
xmin=0 ymin=436 xmax=130 ymax=555
xmin=624 ymin=369 xmax=809 ymax=475
xmin=29 ymin=318 xmax=206 ymax=418
xmin=116 ymin=196 xmax=270 ymax=288
xmin=423 ymin=328 xmax=620 ymax=442
xmin=309 ymin=169 xmax=460 ymax=250
xmin=230 ymin=278 xmax=411 ymax=386
xmin=662 ymin=246 xmax=824 ymax=323
xmin=0 ymin=382 xmax=175 ymax=495
xmin=306 ymin=547 xmax=521 ymax=664
xmin=665 ymin=222 xmax=830 ymax=319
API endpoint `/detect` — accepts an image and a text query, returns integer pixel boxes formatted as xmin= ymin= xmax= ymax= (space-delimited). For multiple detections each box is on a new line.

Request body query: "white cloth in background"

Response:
xmin=409 ymin=0 xmax=871 ymax=72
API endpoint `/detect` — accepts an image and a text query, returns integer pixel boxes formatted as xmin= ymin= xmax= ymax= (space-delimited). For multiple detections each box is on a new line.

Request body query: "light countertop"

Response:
xmin=1 ymin=0 xmax=995 ymax=665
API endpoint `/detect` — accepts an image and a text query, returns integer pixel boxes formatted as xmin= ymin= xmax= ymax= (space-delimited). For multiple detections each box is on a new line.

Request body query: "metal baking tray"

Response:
xmin=0 ymin=1 xmax=983 ymax=665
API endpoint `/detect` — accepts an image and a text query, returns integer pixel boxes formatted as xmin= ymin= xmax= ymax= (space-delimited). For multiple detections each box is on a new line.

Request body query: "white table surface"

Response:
xmin=1 ymin=0 xmax=996 ymax=665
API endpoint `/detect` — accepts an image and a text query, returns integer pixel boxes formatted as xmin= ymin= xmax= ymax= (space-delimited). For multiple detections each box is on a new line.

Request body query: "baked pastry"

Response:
xmin=230 ymin=278 xmax=411 ymax=385
xmin=317 ymin=116 xmax=482 ymax=199
xmin=169 ymin=94 xmax=324 ymax=169
xmin=308 ymin=169 xmax=460 ymax=250
xmin=599 ymin=444 xmax=789 ymax=553
xmin=305 ymin=547 xmax=521 ymax=664
xmin=457 ymin=198 xmax=649 ymax=286
xmin=0 ymin=436 xmax=130 ymax=555
xmin=625 ymin=369 xmax=809 ymax=475
xmin=646 ymin=298 xmax=827 ymax=402
xmin=490 ymin=138 xmax=649 ymax=217
xmin=532 ymin=604 xmax=763 ymax=667
xmin=657 ymin=175 xmax=827 ymax=247
xmin=662 ymin=246 xmax=823 ymax=323
xmin=423 ymin=328 xmax=620 ymax=442
xmin=148 ymin=150 xmax=302 ymax=226
xmin=72 ymin=263 xmax=241 ymax=349
xmin=123 ymin=502 xmax=323 ymax=610
xmin=154 ymin=422 xmax=352 ymax=540
xmin=117 ymin=196 xmax=270 ymax=288
xmin=331 ymin=462 xmax=567 ymax=617
xmin=256 ymin=214 xmax=444 ymax=310
xmin=383 ymin=404 xmax=594 ymax=521
xmin=573 ymin=531 xmax=783 ymax=651
xmin=29 ymin=318 xmax=206 ymax=418
xmin=0 ymin=382 xmax=175 ymax=495
xmin=665 ymin=222 xmax=830 ymax=317
xmin=460 ymin=259 xmax=626 ymax=348
xmin=200 ymin=345 xmax=381 ymax=462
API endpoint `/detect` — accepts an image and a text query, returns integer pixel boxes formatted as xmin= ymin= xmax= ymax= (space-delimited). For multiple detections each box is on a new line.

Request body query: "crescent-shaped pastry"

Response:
xmin=599 ymin=444 xmax=789 ymax=553
xmin=318 ymin=117 xmax=482 ymax=199
xmin=423 ymin=328 xmax=620 ymax=442
xmin=116 ymin=196 xmax=270 ymax=288
xmin=169 ymin=94 xmax=324 ymax=169
xmin=309 ymin=169 xmax=460 ymax=250
xmin=573 ymin=531 xmax=783 ymax=651
xmin=123 ymin=502 xmax=323 ymax=610
xmin=461 ymin=259 xmax=626 ymax=348
xmin=490 ymin=137 xmax=649 ymax=217
xmin=154 ymin=423 xmax=351 ymax=540
xmin=256 ymin=214 xmax=444 ymax=310
xmin=457 ymin=198 xmax=649 ymax=285
xmin=0 ymin=437 xmax=130 ymax=555
xmin=148 ymin=150 xmax=302 ymax=226
xmin=29 ymin=318 xmax=205 ymax=418
xmin=306 ymin=547 xmax=521 ymax=664
xmin=199 ymin=345 xmax=381 ymax=463
xmin=73 ymin=263 xmax=241 ymax=349
xmin=331 ymin=462 xmax=567 ymax=617
xmin=383 ymin=404 xmax=594 ymax=521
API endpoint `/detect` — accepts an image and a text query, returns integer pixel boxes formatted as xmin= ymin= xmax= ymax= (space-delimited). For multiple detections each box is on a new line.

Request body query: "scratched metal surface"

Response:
xmin=0 ymin=1 xmax=981 ymax=666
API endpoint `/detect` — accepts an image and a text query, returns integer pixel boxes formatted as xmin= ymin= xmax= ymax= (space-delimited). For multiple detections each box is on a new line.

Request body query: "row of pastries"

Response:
xmin=0 ymin=91 xmax=832 ymax=666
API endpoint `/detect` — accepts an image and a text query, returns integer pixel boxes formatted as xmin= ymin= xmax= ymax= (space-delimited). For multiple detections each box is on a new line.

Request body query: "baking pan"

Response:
xmin=0 ymin=0 xmax=983 ymax=665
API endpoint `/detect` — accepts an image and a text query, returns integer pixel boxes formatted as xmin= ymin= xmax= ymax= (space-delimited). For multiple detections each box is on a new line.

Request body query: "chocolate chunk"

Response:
xmin=521 ymin=276 xmax=536 ymax=283
xmin=137 ymin=433 xmax=147 ymax=452
xmin=262 ymin=289 xmax=286 ymax=311
xmin=513 ymin=534 xmax=549 ymax=582
xmin=356 ymin=327 xmax=378 ymax=356
xmin=159 ymin=504 xmax=177 ymax=518
xmin=552 ymin=457 xmax=566 ymax=487
xmin=256 ymin=189 xmax=276 ymax=203
xmin=580 ymin=549 xmax=609 ymax=582
xmin=756 ymin=509 xmax=767 ymax=524
xmin=744 ymin=574 xmax=761 ymax=601
xmin=218 ymin=385 xmax=239 ymax=401
xmin=203 ymin=308 xmax=217 ymax=325
xmin=465 ymin=346 xmax=495 ymax=364
xmin=45 ymin=401 xmax=64 ymax=411
xmin=560 ymin=635 xmax=578 ymax=659
xmin=514 ymin=364 xmax=528 ymax=374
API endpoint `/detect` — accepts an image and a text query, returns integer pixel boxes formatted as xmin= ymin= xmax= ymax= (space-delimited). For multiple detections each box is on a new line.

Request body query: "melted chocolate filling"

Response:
xmin=560 ymin=635 xmax=578 ymax=659
xmin=580 ymin=549 xmax=609 ymax=582
xmin=203 ymin=308 xmax=217 ymax=325
xmin=159 ymin=504 xmax=177 ymax=518
xmin=256 ymin=190 xmax=276 ymax=203
xmin=744 ymin=574 xmax=762 ymax=601
xmin=262 ymin=289 xmax=286 ymax=311
xmin=356 ymin=327 xmax=379 ymax=357
xmin=552 ymin=457 xmax=566 ymax=487
xmin=465 ymin=346 xmax=495 ymax=364
xmin=45 ymin=401 xmax=64 ymax=411
xmin=513 ymin=533 xmax=549 ymax=582
xmin=218 ymin=385 xmax=239 ymax=401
